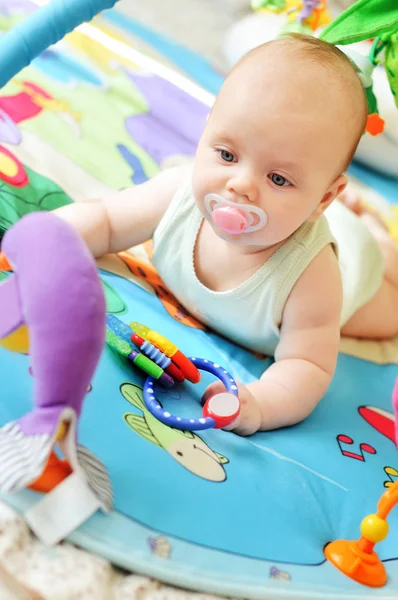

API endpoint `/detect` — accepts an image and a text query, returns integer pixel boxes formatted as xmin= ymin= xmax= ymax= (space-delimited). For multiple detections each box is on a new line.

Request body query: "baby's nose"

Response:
xmin=227 ymin=173 xmax=257 ymax=203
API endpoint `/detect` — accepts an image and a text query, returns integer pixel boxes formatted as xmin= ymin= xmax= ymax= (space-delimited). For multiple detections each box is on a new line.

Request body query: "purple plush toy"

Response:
xmin=0 ymin=212 xmax=112 ymax=513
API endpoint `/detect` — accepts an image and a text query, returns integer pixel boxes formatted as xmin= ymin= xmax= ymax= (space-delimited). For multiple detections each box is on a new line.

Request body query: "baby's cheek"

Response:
xmin=191 ymin=168 xmax=206 ymax=202
xmin=191 ymin=179 xmax=210 ymax=216
xmin=271 ymin=204 xmax=306 ymax=236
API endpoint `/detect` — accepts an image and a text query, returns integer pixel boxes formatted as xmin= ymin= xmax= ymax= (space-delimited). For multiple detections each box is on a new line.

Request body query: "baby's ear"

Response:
xmin=309 ymin=175 xmax=348 ymax=222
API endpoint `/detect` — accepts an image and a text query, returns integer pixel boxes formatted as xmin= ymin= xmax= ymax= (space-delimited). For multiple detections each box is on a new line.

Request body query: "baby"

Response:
xmin=55 ymin=34 xmax=398 ymax=435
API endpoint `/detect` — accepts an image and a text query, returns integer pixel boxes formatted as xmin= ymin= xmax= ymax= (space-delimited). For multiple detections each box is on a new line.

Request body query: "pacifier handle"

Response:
xmin=211 ymin=206 xmax=249 ymax=235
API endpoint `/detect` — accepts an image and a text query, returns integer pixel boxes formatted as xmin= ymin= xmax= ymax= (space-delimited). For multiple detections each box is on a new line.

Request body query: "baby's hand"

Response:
xmin=202 ymin=381 xmax=261 ymax=436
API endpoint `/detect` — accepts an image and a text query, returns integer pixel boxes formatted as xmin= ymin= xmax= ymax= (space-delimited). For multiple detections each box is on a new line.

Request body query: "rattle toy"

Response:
xmin=131 ymin=333 xmax=185 ymax=382
xmin=132 ymin=322 xmax=201 ymax=383
xmin=107 ymin=315 xmax=184 ymax=381
xmin=106 ymin=315 xmax=176 ymax=386
xmin=143 ymin=357 xmax=240 ymax=431
xmin=107 ymin=313 xmax=134 ymax=345
xmin=107 ymin=314 xmax=181 ymax=380
xmin=107 ymin=317 xmax=239 ymax=430
xmin=107 ymin=317 xmax=240 ymax=430
xmin=106 ymin=329 xmax=174 ymax=387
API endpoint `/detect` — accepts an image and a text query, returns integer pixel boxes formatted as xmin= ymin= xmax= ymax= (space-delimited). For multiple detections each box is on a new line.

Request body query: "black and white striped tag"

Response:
xmin=0 ymin=422 xmax=52 ymax=492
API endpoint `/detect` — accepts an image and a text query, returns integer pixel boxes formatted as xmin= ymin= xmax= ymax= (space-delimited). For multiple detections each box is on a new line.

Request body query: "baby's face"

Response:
xmin=192 ymin=53 xmax=355 ymax=249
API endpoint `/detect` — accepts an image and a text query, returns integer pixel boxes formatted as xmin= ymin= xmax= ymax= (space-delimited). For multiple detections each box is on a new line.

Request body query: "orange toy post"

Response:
xmin=324 ymin=479 xmax=398 ymax=587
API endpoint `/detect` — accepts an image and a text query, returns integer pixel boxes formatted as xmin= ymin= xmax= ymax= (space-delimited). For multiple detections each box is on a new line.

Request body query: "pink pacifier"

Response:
xmin=211 ymin=206 xmax=249 ymax=234
xmin=204 ymin=193 xmax=267 ymax=235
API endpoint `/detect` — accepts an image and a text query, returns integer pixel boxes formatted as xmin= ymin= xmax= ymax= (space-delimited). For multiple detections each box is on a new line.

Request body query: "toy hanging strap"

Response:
xmin=0 ymin=0 xmax=120 ymax=89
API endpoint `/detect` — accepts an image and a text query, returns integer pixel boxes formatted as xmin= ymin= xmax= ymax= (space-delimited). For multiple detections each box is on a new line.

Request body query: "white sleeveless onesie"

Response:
xmin=152 ymin=176 xmax=384 ymax=355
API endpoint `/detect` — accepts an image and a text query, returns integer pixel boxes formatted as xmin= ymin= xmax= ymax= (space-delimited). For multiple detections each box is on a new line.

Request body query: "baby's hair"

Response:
xmin=278 ymin=32 xmax=361 ymax=72
xmin=237 ymin=33 xmax=368 ymax=172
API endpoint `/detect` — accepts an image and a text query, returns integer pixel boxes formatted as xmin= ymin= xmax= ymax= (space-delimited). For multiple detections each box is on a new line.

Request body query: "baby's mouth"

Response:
xmin=204 ymin=193 xmax=267 ymax=235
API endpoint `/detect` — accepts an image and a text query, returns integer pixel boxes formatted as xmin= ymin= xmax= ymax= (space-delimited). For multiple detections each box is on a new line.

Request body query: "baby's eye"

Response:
xmin=268 ymin=173 xmax=291 ymax=187
xmin=219 ymin=149 xmax=236 ymax=163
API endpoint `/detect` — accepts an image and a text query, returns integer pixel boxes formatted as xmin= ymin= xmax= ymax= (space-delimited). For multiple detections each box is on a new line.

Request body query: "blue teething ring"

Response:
xmin=143 ymin=357 xmax=240 ymax=431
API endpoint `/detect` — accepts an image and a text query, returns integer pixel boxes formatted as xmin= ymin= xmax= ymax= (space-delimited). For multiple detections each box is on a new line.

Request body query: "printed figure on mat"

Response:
xmin=122 ymin=382 xmax=229 ymax=482
xmin=55 ymin=33 xmax=398 ymax=436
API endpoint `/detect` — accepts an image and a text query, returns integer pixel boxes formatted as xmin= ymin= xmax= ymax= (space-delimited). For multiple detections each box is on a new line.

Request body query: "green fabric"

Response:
xmin=365 ymin=85 xmax=379 ymax=115
xmin=386 ymin=32 xmax=398 ymax=107
xmin=320 ymin=0 xmax=398 ymax=46
xmin=251 ymin=0 xmax=286 ymax=11
xmin=0 ymin=167 xmax=71 ymax=236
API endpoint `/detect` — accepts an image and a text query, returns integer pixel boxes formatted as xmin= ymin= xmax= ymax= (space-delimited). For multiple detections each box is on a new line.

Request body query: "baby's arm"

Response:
xmin=204 ymin=245 xmax=342 ymax=435
xmin=53 ymin=165 xmax=190 ymax=257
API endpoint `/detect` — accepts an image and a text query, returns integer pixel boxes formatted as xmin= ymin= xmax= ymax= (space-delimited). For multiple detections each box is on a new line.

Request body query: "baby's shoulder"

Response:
xmin=285 ymin=243 xmax=342 ymax=320
xmin=299 ymin=243 xmax=341 ymax=290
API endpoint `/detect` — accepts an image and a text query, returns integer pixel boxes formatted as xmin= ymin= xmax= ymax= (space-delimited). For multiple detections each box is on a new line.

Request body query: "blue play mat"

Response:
xmin=1 ymin=269 xmax=398 ymax=599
